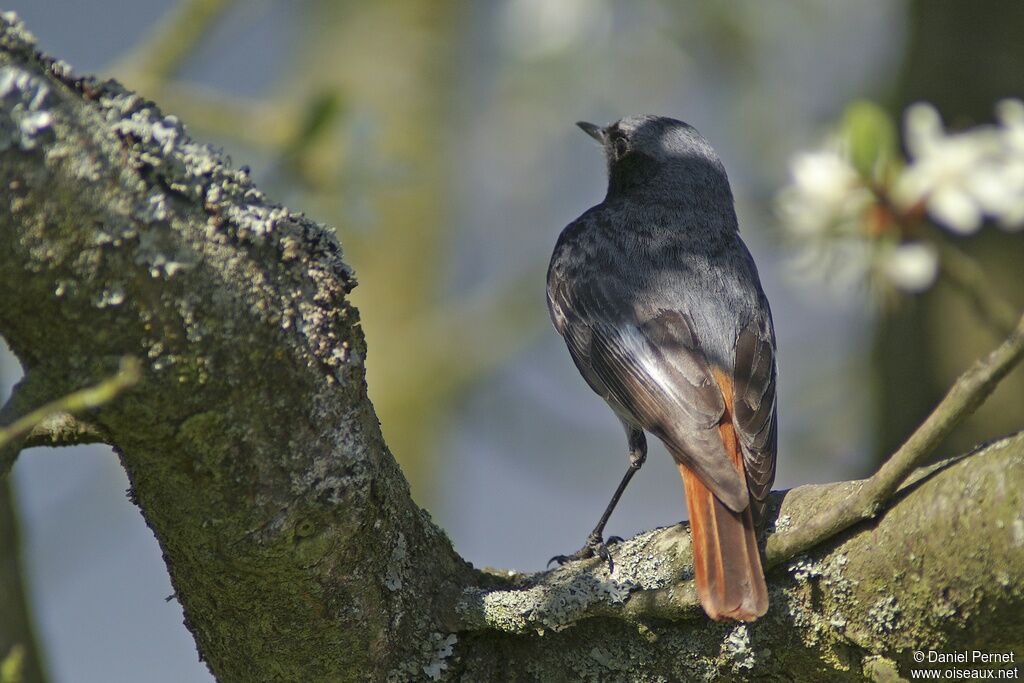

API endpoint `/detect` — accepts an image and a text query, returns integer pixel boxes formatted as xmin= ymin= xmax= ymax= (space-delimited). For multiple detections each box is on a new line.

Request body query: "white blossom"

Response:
xmin=991 ymin=99 xmax=1024 ymax=229
xmin=777 ymin=146 xmax=872 ymax=238
xmin=777 ymin=143 xmax=877 ymax=294
xmin=878 ymin=242 xmax=939 ymax=293
xmin=894 ymin=100 xmax=1024 ymax=233
xmin=778 ymin=99 xmax=1023 ymax=296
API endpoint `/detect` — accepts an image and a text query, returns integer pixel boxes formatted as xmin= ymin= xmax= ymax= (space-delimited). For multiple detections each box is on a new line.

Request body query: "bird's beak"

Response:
xmin=576 ymin=121 xmax=605 ymax=142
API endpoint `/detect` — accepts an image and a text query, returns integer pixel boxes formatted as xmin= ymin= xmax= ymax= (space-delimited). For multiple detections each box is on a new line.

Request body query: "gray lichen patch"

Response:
xmin=0 ymin=64 xmax=53 ymax=151
xmin=609 ymin=524 xmax=690 ymax=586
xmin=422 ymin=633 xmax=457 ymax=681
xmin=462 ymin=568 xmax=635 ymax=635
xmin=0 ymin=12 xmax=34 ymax=45
xmin=782 ymin=551 xmax=858 ymax=661
xmin=866 ymin=595 xmax=901 ymax=634
xmin=770 ymin=513 xmax=792 ymax=533
xmin=456 ymin=525 xmax=698 ymax=635
xmin=385 ymin=632 xmax=458 ymax=682
xmin=385 ymin=532 xmax=408 ymax=591
xmin=719 ymin=623 xmax=755 ymax=672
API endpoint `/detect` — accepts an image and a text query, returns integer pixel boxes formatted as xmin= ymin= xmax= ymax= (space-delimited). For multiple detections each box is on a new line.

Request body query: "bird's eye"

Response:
xmin=613 ymin=135 xmax=629 ymax=158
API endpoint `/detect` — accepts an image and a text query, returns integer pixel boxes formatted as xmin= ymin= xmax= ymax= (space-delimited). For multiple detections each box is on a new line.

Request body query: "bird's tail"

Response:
xmin=678 ymin=416 xmax=768 ymax=621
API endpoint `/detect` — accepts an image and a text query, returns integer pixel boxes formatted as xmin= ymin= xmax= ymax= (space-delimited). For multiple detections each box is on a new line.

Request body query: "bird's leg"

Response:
xmin=549 ymin=428 xmax=647 ymax=573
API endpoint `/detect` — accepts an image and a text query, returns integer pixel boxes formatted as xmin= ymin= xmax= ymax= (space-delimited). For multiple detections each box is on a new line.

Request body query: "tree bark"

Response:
xmin=0 ymin=15 xmax=1021 ymax=682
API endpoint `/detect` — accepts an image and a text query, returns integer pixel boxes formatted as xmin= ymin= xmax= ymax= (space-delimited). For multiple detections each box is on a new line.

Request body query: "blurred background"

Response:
xmin=1 ymin=1 xmax=1021 ymax=681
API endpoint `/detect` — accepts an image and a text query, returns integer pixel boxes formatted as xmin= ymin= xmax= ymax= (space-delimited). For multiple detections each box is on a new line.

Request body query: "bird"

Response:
xmin=546 ymin=115 xmax=777 ymax=621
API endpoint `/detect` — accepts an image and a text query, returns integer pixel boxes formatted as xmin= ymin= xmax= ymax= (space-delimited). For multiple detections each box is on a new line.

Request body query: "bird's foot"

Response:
xmin=547 ymin=532 xmax=615 ymax=574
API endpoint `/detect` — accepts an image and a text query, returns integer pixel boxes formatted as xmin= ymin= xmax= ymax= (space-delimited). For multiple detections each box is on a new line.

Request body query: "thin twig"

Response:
xmin=0 ymin=358 xmax=141 ymax=474
xmin=937 ymin=240 xmax=1020 ymax=337
xmin=113 ymin=0 xmax=237 ymax=87
xmin=765 ymin=311 xmax=1024 ymax=566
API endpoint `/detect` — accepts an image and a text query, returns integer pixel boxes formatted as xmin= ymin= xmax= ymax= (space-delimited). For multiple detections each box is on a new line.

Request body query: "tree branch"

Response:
xmin=937 ymin=239 xmax=1020 ymax=338
xmin=0 ymin=359 xmax=138 ymax=474
xmin=1 ymin=13 xmax=1020 ymax=681
xmin=0 ymin=14 xmax=471 ymax=679
xmin=454 ymin=433 xmax=1024 ymax=636
xmin=765 ymin=309 xmax=1024 ymax=565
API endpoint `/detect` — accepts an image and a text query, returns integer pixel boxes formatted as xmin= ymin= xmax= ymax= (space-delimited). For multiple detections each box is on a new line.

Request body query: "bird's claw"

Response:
xmin=546 ymin=553 xmax=575 ymax=567
xmin=547 ymin=536 xmax=615 ymax=574
xmin=595 ymin=542 xmax=615 ymax=574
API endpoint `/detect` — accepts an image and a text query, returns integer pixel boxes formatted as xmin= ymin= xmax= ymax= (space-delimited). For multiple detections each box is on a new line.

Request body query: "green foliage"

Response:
xmin=0 ymin=645 xmax=24 ymax=683
xmin=840 ymin=100 xmax=898 ymax=181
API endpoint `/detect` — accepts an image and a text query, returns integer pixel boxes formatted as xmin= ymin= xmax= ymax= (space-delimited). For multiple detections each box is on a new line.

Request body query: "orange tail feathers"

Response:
xmin=679 ymin=378 xmax=768 ymax=621
xmin=680 ymin=462 xmax=768 ymax=621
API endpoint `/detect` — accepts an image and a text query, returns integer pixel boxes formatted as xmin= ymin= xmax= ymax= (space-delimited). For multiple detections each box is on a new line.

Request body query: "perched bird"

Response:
xmin=546 ymin=115 xmax=777 ymax=621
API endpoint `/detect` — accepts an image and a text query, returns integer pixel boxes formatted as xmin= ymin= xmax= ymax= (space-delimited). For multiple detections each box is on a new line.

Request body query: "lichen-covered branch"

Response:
xmin=452 ymin=433 xmax=1024 ymax=679
xmin=765 ymin=308 xmax=1024 ymax=565
xmin=453 ymin=435 xmax=1023 ymax=635
xmin=0 ymin=13 xmax=1020 ymax=682
xmin=0 ymin=14 xmax=471 ymax=681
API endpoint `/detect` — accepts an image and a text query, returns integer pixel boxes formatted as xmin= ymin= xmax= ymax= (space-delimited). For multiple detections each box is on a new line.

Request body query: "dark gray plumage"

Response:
xmin=548 ymin=115 xmax=777 ymax=620
xmin=548 ymin=115 xmax=778 ymax=524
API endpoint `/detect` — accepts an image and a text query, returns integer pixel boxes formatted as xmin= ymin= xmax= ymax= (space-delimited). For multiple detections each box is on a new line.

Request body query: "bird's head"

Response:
xmin=577 ymin=115 xmax=732 ymax=204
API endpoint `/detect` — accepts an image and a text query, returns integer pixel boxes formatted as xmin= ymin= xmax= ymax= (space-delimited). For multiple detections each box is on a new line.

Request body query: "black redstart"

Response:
xmin=547 ymin=115 xmax=777 ymax=621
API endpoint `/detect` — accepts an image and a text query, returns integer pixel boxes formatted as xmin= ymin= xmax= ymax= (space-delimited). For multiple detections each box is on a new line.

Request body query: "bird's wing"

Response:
xmin=731 ymin=312 xmax=778 ymax=526
xmin=549 ymin=267 xmax=749 ymax=511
